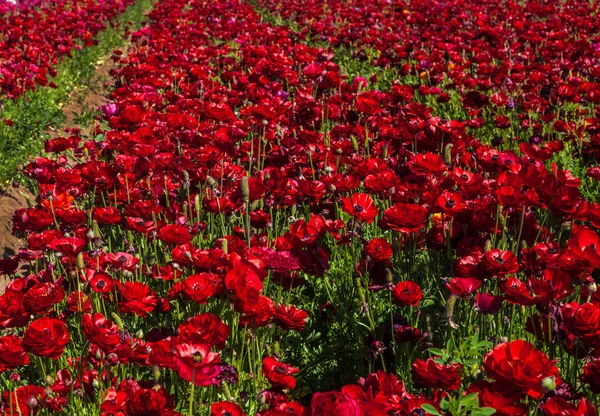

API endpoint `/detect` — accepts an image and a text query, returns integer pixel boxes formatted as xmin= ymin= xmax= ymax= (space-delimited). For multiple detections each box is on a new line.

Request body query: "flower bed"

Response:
xmin=1 ymin=0 xmax=600 ymax=415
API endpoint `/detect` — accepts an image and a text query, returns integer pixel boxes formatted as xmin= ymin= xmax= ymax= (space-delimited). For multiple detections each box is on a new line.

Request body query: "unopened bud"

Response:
xmin=542 ymin=376 xmax=556 ymax=391
xmin=444 ymin=143 xmax=454 ymax=165
xmin=241 ymin=176 xmax=250 ymax=202
xmin=76 ymin=253 xmax=85 ymax=270
xmin=221 ymin=238 xmax=228 ymax=254
xmin=445 ymin=293 xmax=459 ymax=329
xmin=484 ymin=239 xmax=492 ymax=252
xmin=111 ymin=313 xmax=124 ymax=331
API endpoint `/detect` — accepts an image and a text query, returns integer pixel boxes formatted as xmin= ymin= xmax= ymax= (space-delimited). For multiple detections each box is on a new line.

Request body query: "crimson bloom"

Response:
xmin=380 ymin=203 xmax=429 ymax=233
xmin=341 ymin=193 xmax=379 ymax=223
xmin=172 ymin=342 xmax=222 ymax=386
xmin=82 ymin=313 xmax=121 ymax=352
xmin=392 ymin=281 xmax=423 ymax=307
xmin=483 ymin=340 xmax=560 ymax=398
xmin=23 ymin=317 xmax=70 ymax=359
xmin=0 ymin=335 xmax=30 ymax=373
xmin=262 ymin=356 xmax=299 ymax=390
xmin=410 ymin=358 xmax=462 ymax=390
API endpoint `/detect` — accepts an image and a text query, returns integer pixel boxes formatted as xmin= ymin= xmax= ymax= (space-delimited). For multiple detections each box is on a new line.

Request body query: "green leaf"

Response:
xmin=428 ymin=348 xmax=446 ymax=356
xmin=472 ymin=407 xmax=496 ymax=416
xmin=421 ymin=404 xmax=441 ymax=415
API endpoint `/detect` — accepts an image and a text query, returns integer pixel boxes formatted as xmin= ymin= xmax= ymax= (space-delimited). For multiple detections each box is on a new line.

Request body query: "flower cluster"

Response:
xmin=1 ymin=0 xmax=600 ymax=414
xmin=0 ymin=0 xmax=133 ymax=98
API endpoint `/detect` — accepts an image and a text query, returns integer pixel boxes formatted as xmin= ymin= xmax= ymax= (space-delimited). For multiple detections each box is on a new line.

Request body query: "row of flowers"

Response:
xmin=0 ymin=0 xmax=134 ymax=99
xmin=1 ymin=0 xmax=600 ymax=415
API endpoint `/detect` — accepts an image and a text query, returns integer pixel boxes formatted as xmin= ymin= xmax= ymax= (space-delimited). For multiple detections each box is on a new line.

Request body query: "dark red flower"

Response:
xmin=310 ymin=391 xmax=362 ymax=416
xmin=178 ymin=314 xmax=230 ymax=350
xmin=82 ymin=313 xmax=121 ymax=352
xmin=380 ymin=203 xmax=429 ymax=233
xmin=410 ymin=358 xmax=462 ymax=390
xmin=262 ymin=356 xmax=299 ymax=390
xmin=118 ymin=282 xmax=158 ymax=316
xmin=172 ymin=342 xmax=222 ymax=386
xmin=211 ymin=401 xmax=245 ymax=416
xmin=341 ymin=193 xmax=379 ymax=224
xmin=582 ymin=359 xmax=600 ymax=394
xmin=0 ymin=335 xmax=29 ymax=372
xmin=273 ymin=304 xmax=308 ymax=332
xmin=23 ymin=317 xmax=70 ymax=359
xmin=483 ymin=340 xmax=560 ymax=398
xmin=392 ymin=281 xmax=423 ymax=307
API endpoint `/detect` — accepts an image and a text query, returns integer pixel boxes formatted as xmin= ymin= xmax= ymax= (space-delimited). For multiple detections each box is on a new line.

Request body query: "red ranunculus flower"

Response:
xmin=178 ymin=313 xmax=230 ymax=350
xmin=157 ymin=224 xmax=192 ymax=245
xmin=392 ymin=281 xmax=423 ymax=307
xmin=582 ymin=359 xmax=600 ymax=394
xmin=23 ymin=317 xmax=70 ymax=359
xmin=211 ymin=401 xmax=245 ymax=416
xmin=182 ymin=273 xmax=221 ymax=304
xmin=380 ymin=203 xmax=429 ymax=233
xmin=410 ymin=358 xmax=462 ymax=390
xmin=483 ymin=340 xmax=560 ymax=398
xmin=262 ymin=356 xmax=299 ymax=390
xmin=341 ymin=193 xmax=379 ymax=223
xmin=23 ymin=282 xmax=65 ymax=314
xmin=310 ymin=391 xmax=362 ymax=416
xmin=82 ymin=313 xmax=121 ymax=352
xmin=273 ymin=304 xmax=308 ymax=332
xmin=0 ymin=335 xmax=29 ymax=372
xmin=118 ymin=282 xmax=158 ymax=317
xmin=172 ymin=342 xmax=222 ymax=387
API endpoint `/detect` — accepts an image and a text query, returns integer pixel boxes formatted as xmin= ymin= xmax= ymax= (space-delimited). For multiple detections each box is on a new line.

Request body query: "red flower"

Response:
xmin=82 ymin=313 xmax=121 ymax=352
xmin=483 ymin=340 xmax=560 ymax=398
xmin=310 ymin=391 xmax=362 ymax=416
xmin=182 ymin=273 xmax=221 ymax=304
xmin=392 ymin=281 xmax=423 ymax=307
xmin=211 ymin=401 xmax=245 ymax=416
xmin=341 ymin=193 xmax=379 ymax=223
xmin=0 ymin=335 xmax=29 ymax=372
xmin=380 ymin=203 xmax=429 ymax=233
xmin=48 ymin=237 xmax=86 ymax=257
xmin=582 ymin=359 xmax=600 ymax=394
xmin=437 ymin=190 xmax=466 ymax=216
xmin=482 ymin=249 xmax=519 ymax=276
xmin=364 ymin=238 xmax=392 ymax=261
xmin=66 ymin=290 xmax=92 ymax=313
xmin=262 ymin=356 xmax=299 ymax=390
xmin=475 ymin=293 xmax=504 ymax=314
xmin=409 ymin=152 xmax=447 ymax=176
xmin=206 ymin=102 xmax=236 ymax=123
xmin=90 ymin=272 xmax=114 ymax=294
xmin=2 ymin=385 xmax=46 ymax=416
xmin=178 ymin=314 xmax=230 ymax=350
xmin=157 ymin=224 xmax=192 ymax=245
xmin=118 ymin=282 xmax=158 ymax=316
xmin=23 ymin=282 xmax=65 ymax=314
xmin=172 ymin=342 xmax=222 ymax=386
xmin=541 ymin=397 xmax=597 ymax=416
xmin=23 ymin=317 xmax=70 ymax=359
xmin=446 ymin=277 xmax=482 ymax=297
xmin=410 ymin=358 xmax=462 ymax=390
xmin=273 ymin=304 xmax=308 ymax=332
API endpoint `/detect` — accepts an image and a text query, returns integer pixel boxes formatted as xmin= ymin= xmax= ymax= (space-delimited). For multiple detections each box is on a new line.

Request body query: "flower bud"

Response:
xmin=111 ymin=312 xmax=124 ymax=331
xmin=541 ymin=376 xmax=556 ymax=391
xmin=444 ymin=143 xmax=454 ymax=164
xmin=241 ymin=176 xmax=250 ymax=202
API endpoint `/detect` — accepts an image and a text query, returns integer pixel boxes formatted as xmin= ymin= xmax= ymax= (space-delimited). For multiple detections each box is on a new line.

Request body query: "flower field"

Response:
xmin=1 ymin=0 xmax=600 ymax=414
